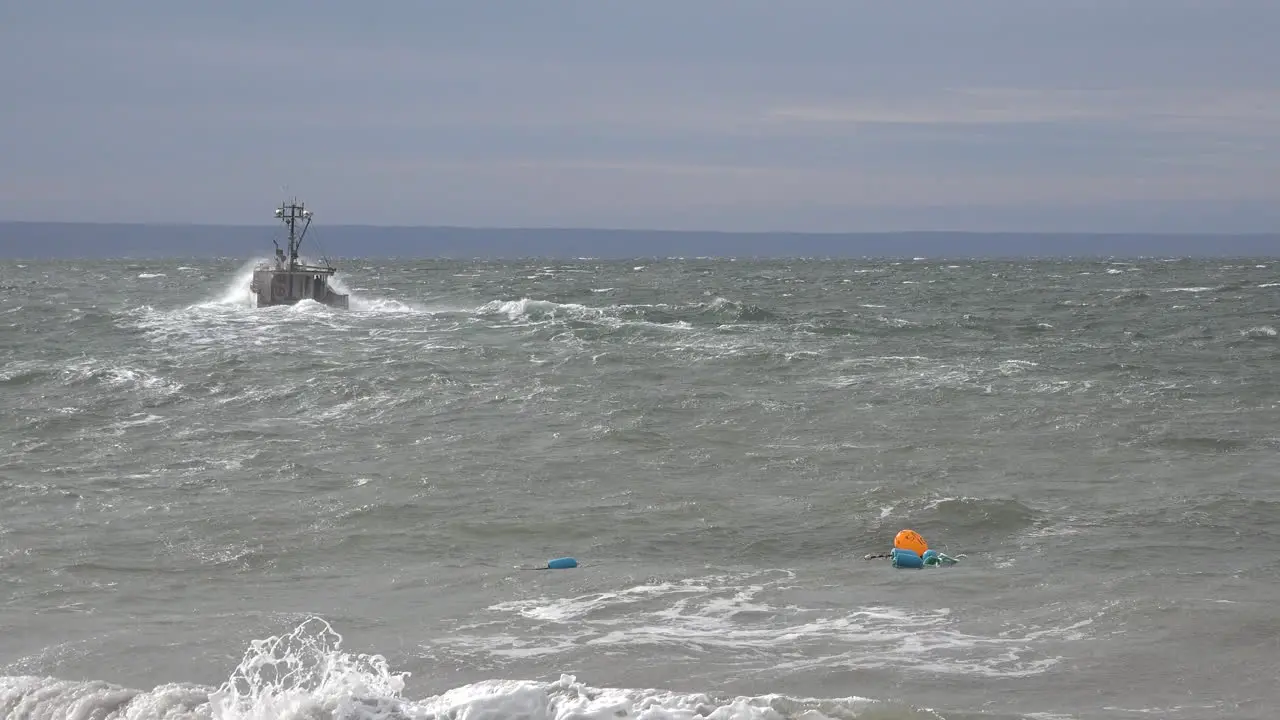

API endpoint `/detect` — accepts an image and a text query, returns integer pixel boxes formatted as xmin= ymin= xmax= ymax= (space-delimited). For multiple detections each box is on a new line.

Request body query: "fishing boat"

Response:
xmin=249 ymin=198 xmax=349 ymax=309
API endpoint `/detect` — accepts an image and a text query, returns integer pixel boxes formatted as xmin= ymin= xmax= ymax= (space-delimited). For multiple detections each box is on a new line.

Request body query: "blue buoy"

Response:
xmin=922 ymin=549 xmax=940 ymax=565
xmin=547 ymin=557 xmax=578 ymax=570
xmin=891 ymin=548 xmax=924 ymax=569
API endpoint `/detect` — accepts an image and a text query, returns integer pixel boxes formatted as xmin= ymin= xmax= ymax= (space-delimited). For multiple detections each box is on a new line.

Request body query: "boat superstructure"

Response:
xmin=249 ymin=199 xmax=349 ymax=309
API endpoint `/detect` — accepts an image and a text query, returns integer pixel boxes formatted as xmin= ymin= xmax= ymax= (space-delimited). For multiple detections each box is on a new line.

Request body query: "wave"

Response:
xmin=0 ymin=617 xmax=944 ymax=720
xmin=473 ymin=296 xmax=784 ymax=328
xmin=203 ymin=259 xmax=266 ymax=308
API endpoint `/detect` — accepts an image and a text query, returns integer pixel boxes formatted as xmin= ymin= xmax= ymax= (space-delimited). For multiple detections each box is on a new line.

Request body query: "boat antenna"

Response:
xmin=274 ymin=198 xmax=312 ymax=271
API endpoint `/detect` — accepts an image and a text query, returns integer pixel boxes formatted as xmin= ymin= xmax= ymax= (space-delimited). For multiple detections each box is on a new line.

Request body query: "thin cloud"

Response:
xmin=1 ymin=1 xmax=1278 ymax=231
xmin=766 ymin=88 xmax=1280 ymax=134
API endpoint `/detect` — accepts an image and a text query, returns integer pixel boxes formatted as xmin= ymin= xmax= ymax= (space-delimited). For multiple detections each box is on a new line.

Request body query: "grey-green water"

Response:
xmin=2 ymin=256 xmax=1278 ymax=719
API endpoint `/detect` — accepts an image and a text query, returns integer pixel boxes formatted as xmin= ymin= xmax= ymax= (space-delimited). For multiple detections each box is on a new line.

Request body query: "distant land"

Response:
xmin=0 ymin=221 xmax=1276 ymax=260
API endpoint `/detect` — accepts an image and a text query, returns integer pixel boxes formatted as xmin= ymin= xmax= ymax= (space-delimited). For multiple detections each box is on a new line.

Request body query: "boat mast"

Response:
xmin=274 ymin=199 xmax=312 ymax=271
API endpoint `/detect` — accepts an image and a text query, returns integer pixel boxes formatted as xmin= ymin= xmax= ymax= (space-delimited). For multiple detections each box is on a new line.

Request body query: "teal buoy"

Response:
xmin=891 ymin=548 xmax=924 ymax=569
xmin=547 ymin=557 xmax=578 ymax=569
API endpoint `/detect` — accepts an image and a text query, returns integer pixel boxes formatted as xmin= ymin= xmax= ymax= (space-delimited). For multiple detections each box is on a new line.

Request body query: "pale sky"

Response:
xmin=3 ymin=1 xmax=1278 ymax=232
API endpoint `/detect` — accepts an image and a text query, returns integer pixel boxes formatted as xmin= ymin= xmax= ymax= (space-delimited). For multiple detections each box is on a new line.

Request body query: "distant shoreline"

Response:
xmin=1 ymin=221 xmax=1276 ymax=259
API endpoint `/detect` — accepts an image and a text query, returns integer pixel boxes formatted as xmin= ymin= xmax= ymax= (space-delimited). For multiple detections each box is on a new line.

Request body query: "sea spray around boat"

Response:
xmin=248 ymin=199 xmax=350 ymax=310
xmin=202 ymin=257 xmax=403 ymax=314
xmin=0 ymin=617 xmax=938 ymax=720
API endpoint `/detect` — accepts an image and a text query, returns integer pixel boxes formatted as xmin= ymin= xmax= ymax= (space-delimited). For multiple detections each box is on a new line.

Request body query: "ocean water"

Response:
xmin=1 ymin=254 xmax=1278 ymax=720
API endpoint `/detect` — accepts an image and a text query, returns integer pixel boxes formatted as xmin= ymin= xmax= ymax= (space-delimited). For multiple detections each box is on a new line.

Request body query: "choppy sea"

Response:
xmin=1 ymin=254 xmax=1278 ymax=720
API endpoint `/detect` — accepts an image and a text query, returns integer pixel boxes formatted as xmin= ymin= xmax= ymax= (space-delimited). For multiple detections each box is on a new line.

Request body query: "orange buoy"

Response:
xmin=893 ymin=529 xmax=928 ymax=555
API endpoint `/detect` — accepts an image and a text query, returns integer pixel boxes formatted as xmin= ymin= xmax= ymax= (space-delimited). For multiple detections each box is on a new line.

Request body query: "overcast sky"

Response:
xmin=3 ymin=1 xmax=1278 ymax=232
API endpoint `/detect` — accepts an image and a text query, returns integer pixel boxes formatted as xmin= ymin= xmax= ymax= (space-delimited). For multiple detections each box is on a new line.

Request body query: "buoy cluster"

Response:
xmin=889 ymin=529 xmax=959 ymax=569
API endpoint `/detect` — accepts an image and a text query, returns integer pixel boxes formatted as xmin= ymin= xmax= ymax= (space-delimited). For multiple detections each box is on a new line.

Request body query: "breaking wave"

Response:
xmin=0 ymin=617 xmax=941 ymax=720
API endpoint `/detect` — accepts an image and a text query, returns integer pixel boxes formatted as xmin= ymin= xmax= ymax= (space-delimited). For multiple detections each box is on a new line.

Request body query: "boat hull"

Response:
xmin=250 ymin=268 xmax=350 ymax=309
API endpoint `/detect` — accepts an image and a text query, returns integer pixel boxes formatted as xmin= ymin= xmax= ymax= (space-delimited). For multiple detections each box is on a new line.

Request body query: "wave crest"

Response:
xmin=0 ymin=617 xmax=949 ymax=720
